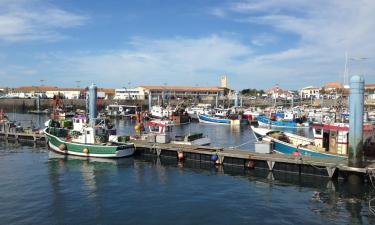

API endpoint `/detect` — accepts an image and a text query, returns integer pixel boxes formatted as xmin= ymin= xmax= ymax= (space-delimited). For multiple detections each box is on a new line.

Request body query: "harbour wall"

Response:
xmin=0 ymin=99 xmax=147 ymax=112
xmin=0 ymin=98 xmax=355 ymax=112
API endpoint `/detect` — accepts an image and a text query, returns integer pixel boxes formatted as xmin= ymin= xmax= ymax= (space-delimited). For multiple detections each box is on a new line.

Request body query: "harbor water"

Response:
xmin=0 ymin=114 xmax=374 ymax=224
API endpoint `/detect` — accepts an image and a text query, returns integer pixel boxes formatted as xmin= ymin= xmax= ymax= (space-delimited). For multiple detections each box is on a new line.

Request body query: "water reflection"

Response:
xmin=137 ymin=155 xmax=374 ymax=225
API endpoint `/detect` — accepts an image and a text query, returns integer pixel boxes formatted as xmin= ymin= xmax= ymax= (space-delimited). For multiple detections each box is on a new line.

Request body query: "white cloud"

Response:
xmin=37 ymin=35 xmax=253 ymax=87
xmin=1 ymin=0 xmax=374 ymax=89
xmin=0 ymin=0 xmax=88 ymax=42
xmin=211 ymin=0 xmax=375 ymax=86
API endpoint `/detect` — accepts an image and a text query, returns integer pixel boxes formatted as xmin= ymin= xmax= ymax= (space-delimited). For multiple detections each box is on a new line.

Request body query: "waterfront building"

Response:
xmin=6 ymin=86 xmax=115 ymax=99
xmin=265 ymin=85 xmax=292 ymax=99
xmin=365 ymin=84 xmax=375 ymax=100
xmin=114 ymin=88 xmax=146 ymax=100
xmin=300 ymin=86 xmax=320 ymax=99
xmin=138 ymin=86 xmax=230 ymax=100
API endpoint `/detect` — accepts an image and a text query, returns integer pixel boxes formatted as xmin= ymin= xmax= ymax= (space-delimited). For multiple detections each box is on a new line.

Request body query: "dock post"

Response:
xmin=148 ymin=92 xmax=152 ymax=110
xmin=88 ymin=84 xmax=98 ymax=127
xmin=215 ymin=93 xmax=219 ymax=108
xmin=348 ymin=75 xmax=364 ymax=168
xmin=234 ymin=91 xmax=238 ymax=108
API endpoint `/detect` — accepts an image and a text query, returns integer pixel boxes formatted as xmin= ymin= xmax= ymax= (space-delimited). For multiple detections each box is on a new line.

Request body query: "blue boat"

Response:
xmin=198 ymin=114 xmax=231 ymax=124
xmin=257 ymin=114 xmax=310 ymax=128
xmin=251 ymin=126 xmax=347 ymax=159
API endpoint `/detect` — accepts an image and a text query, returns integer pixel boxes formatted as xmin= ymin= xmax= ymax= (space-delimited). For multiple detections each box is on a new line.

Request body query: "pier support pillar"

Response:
xmin=326 ymin=167 xmax=336 ymax=178
xmin=348 ymin=75 xmax=364 ymax=168
xmin=156 ymin=148 xmax=161 ymax=157
xmin=267 ymin=172 xmax=275 ymax=181
xmin=267 ymin=161 xmax=275 ymax=171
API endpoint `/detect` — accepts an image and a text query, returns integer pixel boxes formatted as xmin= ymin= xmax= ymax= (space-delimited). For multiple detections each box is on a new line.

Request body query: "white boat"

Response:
xmin=106 ymin=104 xmax=140 ymax=118
xmin=251 ymin=122 xmax=374 ymax=159
xmin=185 ymin=104 xmax=212 ymax=119
xmin=150 ymin=106 xmax=175 ymax=119
xmin=172 ymin=133 xmax=211 ymax=146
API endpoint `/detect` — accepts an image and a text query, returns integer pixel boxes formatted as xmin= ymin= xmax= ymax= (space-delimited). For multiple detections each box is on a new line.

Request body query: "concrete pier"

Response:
xmin=0 ymin=131 xmax=46 ymax=142
xmin=132 ymin=140 xmax=375 ymax=180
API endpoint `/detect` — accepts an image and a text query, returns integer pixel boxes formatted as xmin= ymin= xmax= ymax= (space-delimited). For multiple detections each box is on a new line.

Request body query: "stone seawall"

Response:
xmin=0 ymin=99 xmax=147 ymax=112
xmin=0 ymin=98 xmax=351 ymax=112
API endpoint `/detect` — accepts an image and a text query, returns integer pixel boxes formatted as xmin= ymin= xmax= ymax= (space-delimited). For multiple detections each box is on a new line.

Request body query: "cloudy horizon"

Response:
xmin=1 ymin=0 xmax=374 ymax=90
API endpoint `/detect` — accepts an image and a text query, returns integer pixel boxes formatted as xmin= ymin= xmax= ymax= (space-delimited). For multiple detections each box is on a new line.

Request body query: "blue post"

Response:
xmin=88 ymin=84 xmax=98 ymax=126
xmin=348 ymin=75 xmax=364 ymax=167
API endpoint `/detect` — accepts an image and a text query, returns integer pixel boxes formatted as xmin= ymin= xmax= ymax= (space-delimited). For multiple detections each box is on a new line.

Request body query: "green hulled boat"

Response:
xmin=44 ymin=122 xmax=135 ymax=158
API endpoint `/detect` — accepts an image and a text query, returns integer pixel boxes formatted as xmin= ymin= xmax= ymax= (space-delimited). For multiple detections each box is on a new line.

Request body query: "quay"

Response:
xmin=0 ymin=131 xmax=46 ymax=142
xmin=133 ymin=140 xmax=375 ymax=179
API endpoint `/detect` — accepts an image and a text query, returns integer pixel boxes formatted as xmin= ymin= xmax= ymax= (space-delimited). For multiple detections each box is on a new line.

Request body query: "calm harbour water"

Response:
xmin=0 ymin=113 xmax=375 ymax=225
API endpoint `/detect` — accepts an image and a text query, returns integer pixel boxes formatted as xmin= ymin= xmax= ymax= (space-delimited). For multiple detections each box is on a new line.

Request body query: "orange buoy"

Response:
xmin=177 ymin=151 xmax=184 ymax=161
xmin=247 ymin=160 xmax=255 ymax=169
xmin=59 ymin=144 xmax=66 ymax=150
xmin=83 ymin=148 xmax=89 ymax=154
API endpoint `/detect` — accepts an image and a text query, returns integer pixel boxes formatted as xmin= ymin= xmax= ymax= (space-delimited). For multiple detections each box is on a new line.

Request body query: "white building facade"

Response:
xmin=300 ymin=86 xmax=320 ymax=99
xmin=114 ymin=88 xmax=146 ymax=100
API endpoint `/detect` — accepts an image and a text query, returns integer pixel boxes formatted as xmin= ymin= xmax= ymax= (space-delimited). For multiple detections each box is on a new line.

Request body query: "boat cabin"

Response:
xmin=73 ymin=115 xmax=88 ymax=131
xmin=312 ymin=123 xmax=349 ymax=155
xmin=146 ymin=119 xmax=174 ymax=134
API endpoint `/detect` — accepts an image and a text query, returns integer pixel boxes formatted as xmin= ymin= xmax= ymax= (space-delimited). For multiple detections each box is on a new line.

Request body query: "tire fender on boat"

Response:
xmin=83 ymin=148 xmax=89 ymax=154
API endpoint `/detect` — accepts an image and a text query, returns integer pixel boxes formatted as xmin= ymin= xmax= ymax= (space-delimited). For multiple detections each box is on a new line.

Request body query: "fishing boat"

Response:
xmin=185 ymin=104 xmax=212 ymax=119
xmin=198 ymin=114 xmax=231 ymax=124
xmin=44 ymin=84 xmax=135 ymax=158
xmin=150 ymin=105 xmax=175 ymax=119
xmin=251 ymin=122 xmax=374 ymax=159
xmin=44 ymin=125 xmax=134 ymax=158
xmin=257 ymin=112 xmax=310 ymax=128
xmin=139 ymin=119 xmax=211 ymax=146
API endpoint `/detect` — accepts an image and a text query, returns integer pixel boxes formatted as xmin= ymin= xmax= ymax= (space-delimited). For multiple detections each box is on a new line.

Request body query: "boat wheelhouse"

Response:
xmin=257 ymin=112 xmax=309 ymax=128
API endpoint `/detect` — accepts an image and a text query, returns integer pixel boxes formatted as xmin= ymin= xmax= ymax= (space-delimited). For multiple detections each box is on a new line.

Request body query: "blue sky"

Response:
xmin=0 ymin=0 xmax=374 ymax=90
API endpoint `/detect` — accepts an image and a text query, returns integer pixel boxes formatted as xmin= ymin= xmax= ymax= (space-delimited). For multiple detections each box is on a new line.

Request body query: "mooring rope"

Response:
xmin=228 ymin=140 xmax=253 ymax=149
xmin=367 ymin=169 xmax=375 ymax=215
